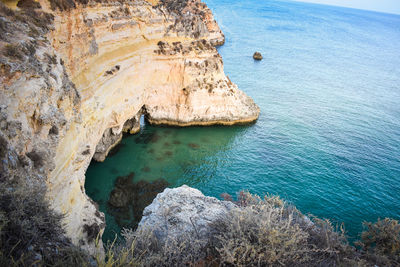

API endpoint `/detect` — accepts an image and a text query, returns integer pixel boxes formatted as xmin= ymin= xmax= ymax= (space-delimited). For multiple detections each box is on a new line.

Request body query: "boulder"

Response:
xmin=108 ymin=188 xmax=129 ymax=208
xmin=253 ymin=51 xmax=263 ymax=60
xmin=138 ymin=185 xmax=236 ymax=243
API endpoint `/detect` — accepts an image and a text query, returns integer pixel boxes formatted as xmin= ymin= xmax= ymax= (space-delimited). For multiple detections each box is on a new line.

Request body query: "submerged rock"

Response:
xmin=108 ymin=176 xmax=169 ymax=230
xmin=188 ymin=143 xmax=200 ymax=149
xmin=150 ymin=134 xmax=161 ymax=143
xmin=253 ymin=52 xmax=263 ymax=60
xmin=109 ymin=188 xmax=129 ymax=208
xmin=163 ymin=142 xmax=171 ymax=147
xmin=141 ymin=166 xmax=151 ymax=173
xmin=135 ymin=132 xmax=160 ymax=144
xmin=138 ymin=185 xmax=236 ymax=243
xmin=114 ymin=172 xmax=134 ymax=188
xmin=108 ymin=172 xmax=135 ymax=208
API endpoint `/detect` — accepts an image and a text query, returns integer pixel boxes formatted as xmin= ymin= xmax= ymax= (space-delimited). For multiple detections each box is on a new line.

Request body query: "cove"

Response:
xmin=85 ymin=0 xmax=400 ymax=243
xmin=85 ymin=121 xmax=251 ymax=241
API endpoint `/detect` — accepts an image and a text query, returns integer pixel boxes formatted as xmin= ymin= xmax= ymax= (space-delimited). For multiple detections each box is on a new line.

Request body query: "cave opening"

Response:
xmin=84 ymin=110 xmax=171 ymax=242
xmin=84 ymin=110 xmax=245 ymax=242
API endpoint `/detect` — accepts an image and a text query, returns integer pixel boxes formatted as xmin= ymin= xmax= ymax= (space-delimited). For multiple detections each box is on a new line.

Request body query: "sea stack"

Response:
xmin=253 ymin=51 xmax=263 ymax=60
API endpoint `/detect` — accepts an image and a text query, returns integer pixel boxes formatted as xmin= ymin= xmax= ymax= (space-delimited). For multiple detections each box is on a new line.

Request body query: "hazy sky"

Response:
xmin=296 ymin=0 xmax=400 ymax=15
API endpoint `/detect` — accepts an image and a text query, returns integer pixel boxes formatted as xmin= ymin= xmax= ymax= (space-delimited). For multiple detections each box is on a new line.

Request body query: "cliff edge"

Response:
xmin=0 ymin=0 xmax=259 ymax=253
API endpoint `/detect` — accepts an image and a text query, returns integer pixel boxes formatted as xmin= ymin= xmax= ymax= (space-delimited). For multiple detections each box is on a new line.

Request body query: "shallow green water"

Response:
xmin=86 ymin=124 xmax=251 ymax=240
xmin=86 ymin=0 xmax=400 ymax=242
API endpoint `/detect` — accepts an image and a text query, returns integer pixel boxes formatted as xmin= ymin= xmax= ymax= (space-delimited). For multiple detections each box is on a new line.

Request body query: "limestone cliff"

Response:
xmin=0 ymin=0 xmax=259 ymax=253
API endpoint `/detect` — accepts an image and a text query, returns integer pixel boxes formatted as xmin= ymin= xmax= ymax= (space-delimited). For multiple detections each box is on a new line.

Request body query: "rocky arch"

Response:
xmin=0 ymin=0 xmax=259 ymax=255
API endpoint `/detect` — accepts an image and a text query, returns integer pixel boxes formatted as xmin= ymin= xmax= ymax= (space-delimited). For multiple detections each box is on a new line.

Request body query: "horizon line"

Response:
xmin=288 ymin=0 xmax=400 ymax=16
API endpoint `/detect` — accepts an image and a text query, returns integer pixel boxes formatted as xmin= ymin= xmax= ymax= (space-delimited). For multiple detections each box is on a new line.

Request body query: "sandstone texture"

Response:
xmin=139 ymin=185 xmax=236 ymax=242
xmin=0 ymin=0 xmax=259 ymax=254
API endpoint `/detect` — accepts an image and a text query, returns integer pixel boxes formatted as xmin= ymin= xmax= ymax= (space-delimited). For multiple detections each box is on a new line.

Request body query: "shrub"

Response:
xmin=18 ymin=9 xmax=54 ymax=30
xmin=211 ymin=192 xmax=358 ymax=266
xmin=212 ymin=199 xmax=310 ymax=265
xmin=0 ymin=179 xmax=89 ymax=266
xmin=98 ymin=192 xmax=362 ymax=266
xmin=4 ymin=44 xmax=24 ymax=60
xmin=17 ymin=0 xmax=42 ymax=9
xmin=101 ymin=225 xmax=211 ymax=266
xmin=49 ymin=0 xmax=76 ymax=11
xmin=356 ymin=218 xmax=400 ymax=266
xmin=1 ymin=183 xmax=399 ymax=267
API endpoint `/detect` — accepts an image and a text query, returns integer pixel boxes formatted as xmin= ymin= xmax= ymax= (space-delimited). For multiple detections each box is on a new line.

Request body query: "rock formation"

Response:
xmin=0 ymin=0 xmax=259 ymax=253
xmin=139 ymin=185 xmax=236 ymax=242
xmin=253 ymin=51 xmax=263 ymax=60
xmin=107 ymin=172 xmax=169 ymax=230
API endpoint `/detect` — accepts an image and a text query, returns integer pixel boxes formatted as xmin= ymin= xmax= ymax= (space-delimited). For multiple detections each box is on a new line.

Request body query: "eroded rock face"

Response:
xmin=0 ymin=0 xmax=259 ymax=254
xmin=139 ymin=185 xmax=236 ymax=242
xmin=93 ymin=127 xmax=122 ymax=162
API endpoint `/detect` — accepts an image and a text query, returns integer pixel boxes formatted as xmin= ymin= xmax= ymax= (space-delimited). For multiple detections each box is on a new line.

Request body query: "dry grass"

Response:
xmin=97 ymin=191 xmax=397 ymax=267
xmin=101 ymin=228 xmax=210 ymax=267
xmin=0 ymin=179 xmax=89 ymax=266
xmin=0 ymin=185 xmax=399 ymax=266
xmin=213 ymin=193 xmax=311 ymax=265
xmin=211 ymin=192 xmax=358 ymax=266
xmin=356 ymin=218 xmax=400 ymax=266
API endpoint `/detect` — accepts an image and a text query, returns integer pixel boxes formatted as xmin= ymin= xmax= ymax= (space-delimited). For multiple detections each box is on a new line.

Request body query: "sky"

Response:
xmin=296 ymin=0 xmax=400 ymax=15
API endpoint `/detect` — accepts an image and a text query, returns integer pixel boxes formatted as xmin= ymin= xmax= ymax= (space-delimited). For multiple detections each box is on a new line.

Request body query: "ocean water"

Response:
xmin=85 ymin=0 xmax=400 ymax=242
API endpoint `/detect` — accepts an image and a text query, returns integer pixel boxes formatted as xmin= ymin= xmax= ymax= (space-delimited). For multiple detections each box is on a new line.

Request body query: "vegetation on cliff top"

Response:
xmin=0 ymin=179 xmax=90 ymax=266
xmin=1 ymin=180 xmax=399 ymax=266
xmin=0 ymin=1 xmax=398 ymax=267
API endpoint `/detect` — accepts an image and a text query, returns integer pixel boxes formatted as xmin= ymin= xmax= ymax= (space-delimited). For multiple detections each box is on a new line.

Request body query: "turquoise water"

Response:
xmin=85 ymin=0 xmax=400 ymax=242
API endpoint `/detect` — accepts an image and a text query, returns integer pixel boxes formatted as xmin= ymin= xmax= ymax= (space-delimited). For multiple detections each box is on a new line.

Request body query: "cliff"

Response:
xmin=0 ymin=0 xmax=259 ymax=253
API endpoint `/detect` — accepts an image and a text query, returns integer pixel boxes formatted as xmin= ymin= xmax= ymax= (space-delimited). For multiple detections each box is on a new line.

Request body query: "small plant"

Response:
xmin=357 ymin=218 xmax=400 ymax=266
xmin=4 ymin=44 xmax=23 ymax=60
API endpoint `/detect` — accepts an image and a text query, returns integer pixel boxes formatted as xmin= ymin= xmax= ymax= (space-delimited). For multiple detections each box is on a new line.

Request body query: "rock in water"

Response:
xmin=253 ymin=52 xmax=263 ymax=60
xmin=108 ymin=188 xmax=129 ymax=208
xmin=138 ymin=185 xmax=236 ymax=243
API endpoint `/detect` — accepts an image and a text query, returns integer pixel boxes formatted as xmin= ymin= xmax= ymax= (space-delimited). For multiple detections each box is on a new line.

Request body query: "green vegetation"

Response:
xmin=0 ymin=181 xmax=399 ymax=266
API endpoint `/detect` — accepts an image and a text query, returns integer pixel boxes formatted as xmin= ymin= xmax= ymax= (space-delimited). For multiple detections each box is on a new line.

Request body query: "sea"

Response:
xmin=85 ymin=0 xmax=400 ymax=242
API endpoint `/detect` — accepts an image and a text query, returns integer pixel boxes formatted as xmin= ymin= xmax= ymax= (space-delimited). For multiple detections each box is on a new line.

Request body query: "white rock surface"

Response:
xmin=139 ymin=185 xmax=236 ymax=241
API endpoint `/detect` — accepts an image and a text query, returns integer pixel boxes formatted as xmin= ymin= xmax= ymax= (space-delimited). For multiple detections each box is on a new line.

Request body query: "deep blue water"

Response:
xmin=86 ymin=0 xmax=400 ymax=242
